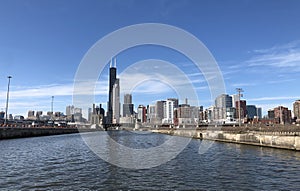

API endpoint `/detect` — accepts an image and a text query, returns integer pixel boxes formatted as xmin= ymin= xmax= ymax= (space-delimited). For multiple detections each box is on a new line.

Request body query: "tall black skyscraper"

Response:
xmin=107 ymin=58 xmax=117 ymax=124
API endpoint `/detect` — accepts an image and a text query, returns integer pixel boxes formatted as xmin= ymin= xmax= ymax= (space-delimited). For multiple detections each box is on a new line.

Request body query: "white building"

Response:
xmin=231 ymin=94 xmax=239 ymax=108
xmin=147 ymin=105 xmax=156 ymax=123
xmin=207 ymin=106 xmax=226 ymax=124
xmin=162 ymin=98 xmax=178 ymax=124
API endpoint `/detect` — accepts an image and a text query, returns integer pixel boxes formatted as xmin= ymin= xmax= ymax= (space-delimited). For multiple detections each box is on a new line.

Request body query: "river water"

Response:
xmin=0 ymin=131 xmax=300 ymax=190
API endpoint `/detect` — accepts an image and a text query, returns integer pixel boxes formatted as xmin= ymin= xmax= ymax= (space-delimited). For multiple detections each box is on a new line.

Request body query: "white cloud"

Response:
xmin=0 ymin=81 xmax=108 ymax=100
xmin=248 ymin=96 xmax=299 ymax=102
xmin=266 ymin=78 xmax=295 ymax=84
xmin=231 ymin=82 xmax=257 ymax=87
xmin=247 ymin=40 xmax=300 ymax=71
xmin=252 ymin=40 xmax=300 ymax=54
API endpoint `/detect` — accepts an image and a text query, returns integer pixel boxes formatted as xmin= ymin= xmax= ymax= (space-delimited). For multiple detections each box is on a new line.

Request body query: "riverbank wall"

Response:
xmin=0 ymin=127 xmax=99 ymax=140
xmin=152 ymin=129 xmax=300 ymax=151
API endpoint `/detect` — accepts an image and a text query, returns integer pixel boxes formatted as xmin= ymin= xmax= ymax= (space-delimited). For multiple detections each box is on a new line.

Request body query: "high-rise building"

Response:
xmin=213 ymin=94 xmax=233 ymax=121
xmin=147 ymin=105 xmax=156 ymax=123
xmin=155 ymin=100 xmax=165 ymax=120
xmin=137 ymin=105 xmax=146 ymax=123
xmin=246 ymin=105 xmax=257 ymax=119
xmin=293 ymin=100 xmax=300 ymax=121
xmin=27 ymin=110 xmax=36 ymax=120
xmin=112 ymin=79 xmax=120 ymax=123
xmin=28 ymin=110 xmax=35 ymax=118
xmin=36 ymin=111 xmax=43 ymax=120
xmin=177 ymin=104 xmax=191 ymax=118
xmin=66 ymin=105 xmax=82 ymax=116
xmin=215 ymin=94 xmax=232 ymax=108
xmin=107 ymin=57 xmax=119 ymax=124
xmin=90 ymin=104 xmax=105 ymax=126
xmin=175 ymin=102 xmax=200 ymax=125
xmin=66 ymin=105 xmax=83 ymax=122
xmin=124 ymin=94 xmax=132 ymax=104
xmin=66 ymin=105 xmax=74 ymax=116
xmin=168 ymin=98 xmax=179 ymax=108
xmin=231 ymin=94 xmax=239 ymax=108
xmin=268 ymin=106 xmax=292 ymax=124
xmin=206 ymin=106 xmax=227 ymax=123
xmin=257 ymin=107 xmax=262 ymax=119
xmin=162 ymin=98 xmax=178 ymax=124
xmin=123 ymin=94 xmax=134 ymax=117
xmin=235 ymin=100 xmax=247 ymax=118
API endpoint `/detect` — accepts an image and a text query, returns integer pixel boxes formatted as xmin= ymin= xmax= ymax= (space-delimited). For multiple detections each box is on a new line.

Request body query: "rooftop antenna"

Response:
xmin=110 ymin=58 xmax=112 ymax=68
xmin=114 ymin=57 xmax=117 ymax=68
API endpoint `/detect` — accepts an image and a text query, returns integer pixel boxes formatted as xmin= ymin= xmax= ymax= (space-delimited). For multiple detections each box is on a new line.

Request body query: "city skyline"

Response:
xmin=0 ymin=0 xmax=300 ymax=116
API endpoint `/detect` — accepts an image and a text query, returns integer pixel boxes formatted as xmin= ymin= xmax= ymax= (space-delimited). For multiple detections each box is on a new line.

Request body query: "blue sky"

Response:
xmin=0 ymin=0 xmax=300 ymax=117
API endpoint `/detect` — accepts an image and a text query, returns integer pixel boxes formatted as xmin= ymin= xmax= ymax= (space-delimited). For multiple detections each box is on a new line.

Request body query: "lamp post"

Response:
xmin=5 ymin=76 xmax=12 ymax=125
xmin=236 ymin=88 xmax=243 ymax=127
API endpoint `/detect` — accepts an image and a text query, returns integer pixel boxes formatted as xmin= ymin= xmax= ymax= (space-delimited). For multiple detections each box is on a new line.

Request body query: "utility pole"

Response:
xmin=51 ymin=96 xmax=54 ymax=113
xmin=5 ymin=76 xmax=12 ymax=125
xmin=279 ymin=106 xmax=282 ymax=125
xmin=236 ymin=88 xmax=243 ymax=127
xmin=51 ymin=96 xmax=54 ymax=115
xmin=51 ymin=96 xmax=54 ymax=120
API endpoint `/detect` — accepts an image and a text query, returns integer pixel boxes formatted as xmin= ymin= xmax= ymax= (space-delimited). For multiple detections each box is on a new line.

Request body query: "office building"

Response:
xmin=162 ymin=98 xmax=178 ymax=124
xmin=90 ymin=104 xmax=105 ymax=126
xmin=175 ymin=101 xmax=200 ymax=125
xmin=236 ymin=100 xmax=247 ymax=118
xmin=155 ymin=100 xmax=165 ymax=120
xmin=36 ymin=111 xmax=43 ymax=118
xmin=137 ymin=105 xmax=146 ymax=123
xmin=124 ymin=93 xmax=132 ymax=104
xmin=293 ymin=100 xmax=300 ymax=121
xmin=28 ymin=110 xmax=34 ymax=117
xmin=246 ymin=105 xmax=257 ymax=119
xmin=147 ymin=105 xmax=156 ymax=123
xmin=27 ymin=110 xmax=35 ymax=120
xmin=112 ymin=79 xmax=120 ymax=123
xmin=123 ymin=94 xmax=134 ymax=117
xmin=215 ymin=94 xmax=232 ymax=108
xmin=66 ymin=105 xmax=74 ymax=116
xmin=66 ymin=105 xmax=83 ymax=122
xmin=268 ymin=106 xmax=292 ymax=124
xmin=107 ymin=57 xmax=119 ymax=124
xmin=257 ymin=107 xmax=262 ymax=119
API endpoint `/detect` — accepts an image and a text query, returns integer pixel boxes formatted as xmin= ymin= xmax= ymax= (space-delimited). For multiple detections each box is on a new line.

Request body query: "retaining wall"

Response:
xmin=152 ymin=129 xmax=300 ymax=151
xmin=0 ymin=128 xmax=95 ymax=139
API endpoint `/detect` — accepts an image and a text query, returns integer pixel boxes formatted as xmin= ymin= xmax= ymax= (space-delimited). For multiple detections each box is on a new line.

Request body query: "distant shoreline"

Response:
xmin=0 ymin=127 xmax=102 ymax=140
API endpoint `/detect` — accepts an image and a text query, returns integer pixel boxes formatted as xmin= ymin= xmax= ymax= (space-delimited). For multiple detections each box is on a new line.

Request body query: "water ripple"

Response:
xmin=0 ymin=131 xmax=300 ymax=190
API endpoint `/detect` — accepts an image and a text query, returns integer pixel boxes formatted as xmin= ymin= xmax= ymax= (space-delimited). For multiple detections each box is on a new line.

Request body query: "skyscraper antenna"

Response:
xmin=114 ymin=57 xmax=117 ymax=68
xmin=110 ymin=58 xmax=112 ymax=68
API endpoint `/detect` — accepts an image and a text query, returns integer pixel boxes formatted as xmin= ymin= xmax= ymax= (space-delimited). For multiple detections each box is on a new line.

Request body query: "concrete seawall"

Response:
xmin=152 ymin=129 xmax=300 ymax=151
xmin=0 ymin=127 xmax=98 ymax=139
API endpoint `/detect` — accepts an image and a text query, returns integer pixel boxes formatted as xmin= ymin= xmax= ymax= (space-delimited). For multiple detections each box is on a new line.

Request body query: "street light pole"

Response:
xmin=236 ymin=88 xmax=243 ymax=127
xmin=5 ymin=76 xmax=12 ymax=125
